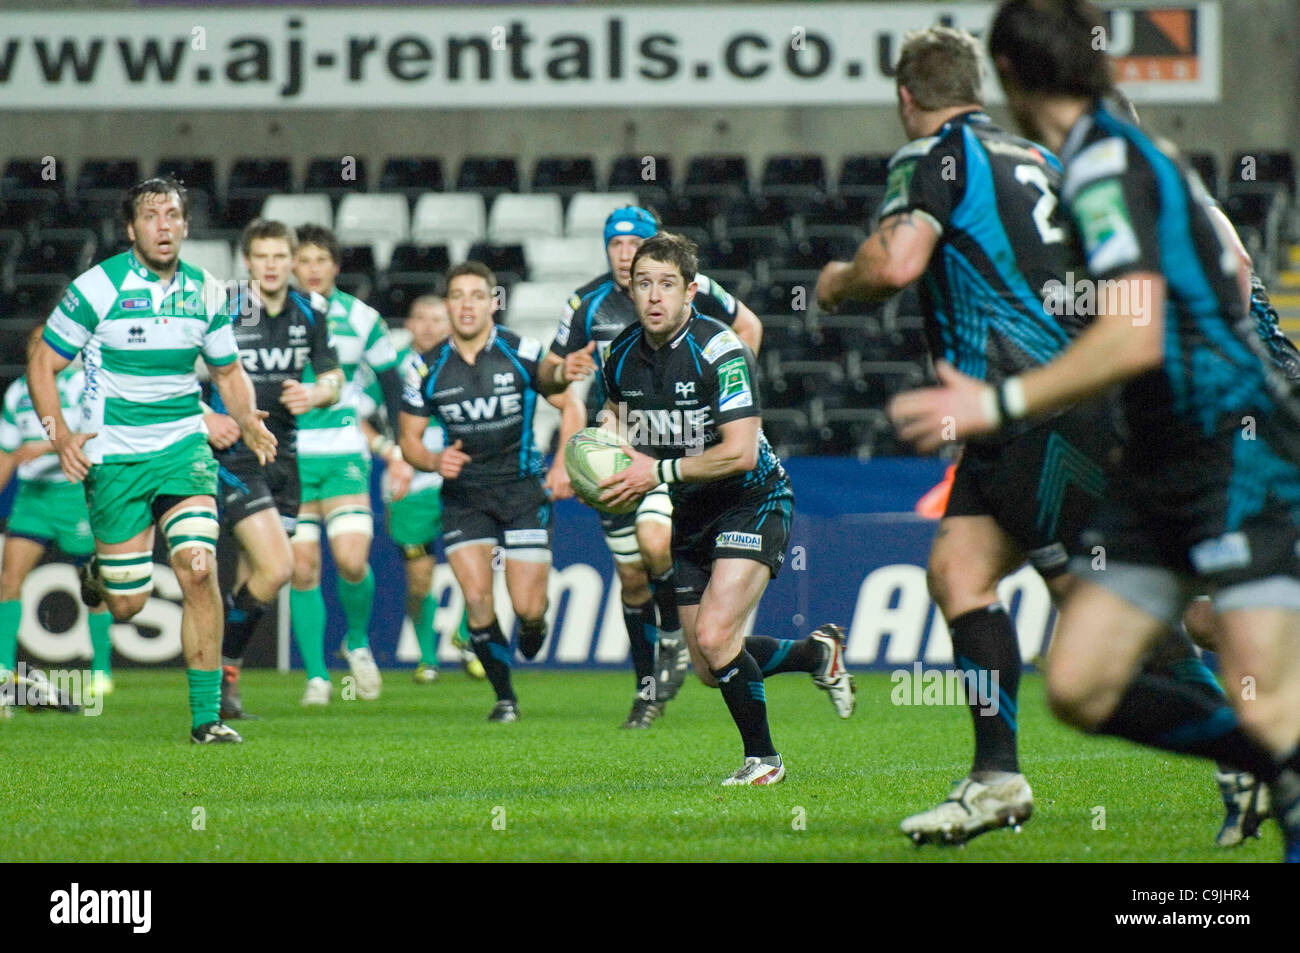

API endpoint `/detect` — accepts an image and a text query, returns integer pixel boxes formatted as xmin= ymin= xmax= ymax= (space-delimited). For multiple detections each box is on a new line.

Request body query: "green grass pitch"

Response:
xmin=1 ymin=669 xmax=1280 ymax=862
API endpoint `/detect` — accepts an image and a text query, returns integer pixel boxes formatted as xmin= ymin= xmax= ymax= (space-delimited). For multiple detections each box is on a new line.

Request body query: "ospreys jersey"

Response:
xmin=600 ymin=311 xmax=788 ymax=511
xmin=880 ymin=110 xmax=1078 ymax=385
xmin=42 ymin=249 xmax=236 ymax=464
xmin=297 ymin=288 xmax=398 ymax=457
xmin=0 ymin=366 xmax=84 ymax=484
xmin=1059 ymin=102 xmax=1293 ymax=462
xmin=402 ymin=326 xmax=546 ymax=486
xmin=552 ymin=271 xmax=742 ymax=424
xmin=361 ymin=347 xmax=446 ymax=495
xmin=213 ymin=288 xmax=338 ymax=450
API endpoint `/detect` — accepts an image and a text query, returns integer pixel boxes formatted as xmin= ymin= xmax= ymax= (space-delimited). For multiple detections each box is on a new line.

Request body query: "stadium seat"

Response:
xmin=304 ymin=156 xmax=369 ymax=200
xmin=839 ymin=154 xmax=892 ymax=190
xmin=379 ymin=157 xmax=446 ymax=199
xmin=662 ymin=192 xmax=725 ymax=233
xmin=467 ymin=241 xmax=528 ymax=286
xmin=1185 ymin=151 xmax=1219 ymax=200
xmin=1228 ymin=150 xmax=1296 ymax=198
xmin=76 ymin=159 xmax=140 ymax=200
xmin=760 ymin=155 xmax=828 ymax=198
xmin=334 ymin=273 xmax=373 ymax=302
xmin=225 ymin=158 xmax=293 ymax=226
xmin=524 ymin=237 xmax=605 ymax=284
xmin=756 ymin=314 xmax=809 ymax=363
xmin=181 ymin=239 xmax=235 ymax=281
xmin=723 ymin=195 xmax=797 ymax=231
xmin=501 ymin=281 xmax=572 ymax=326
xmin=12 ymin=228 xmax=96 ymax=281
xmin=3 ymin=282 xmax=63 ymax=320
xmin=156 ymin=158 xmax=217 ymax=196
xmin=374 ymin=279 xmax=435 ymax=322
xmin=261 ymin=194 xmax=334 ymax=231
xmin=487 ymin=193 xmax=563 ymax=242
xmin=684 ymin=155 xmax=750 ymax=201
xmin=386 ymin=242 xmax=451 ymax=282
xmin=783 ymin=224 xmax=865 ymax=271
xmin=0 ymin=230 xmax=23 ymax=273
xmin=565 ymin=192 xmax=638 ymax=238
xmin=410 ymin=193 xmax=487 ymax=254
xmin=335 ymin=193 xmax=410 ymax=251
xmin=3 ymin=158 xmax=63 ymax=198
xmin=531 ymin=157 xmax=598 ymax=198
xmin=756 ymin=269 xmax=818 ymax=310
xmin=848 ymin=359 xmax=926 ymax=406
xmin=819 ymin=408 xmax=892 ymax=458
xmin=800 ymin=191 xmax=880 ymax=227
xmin=608 ymin=154 xmax=672 ymax=208
xmin=456 ymin=157 xmax=520 ymax=200
xmin=759 ymin=408 xmax=813 ymax=457
xmin=337 ymin=245 xmax=378 ymax=295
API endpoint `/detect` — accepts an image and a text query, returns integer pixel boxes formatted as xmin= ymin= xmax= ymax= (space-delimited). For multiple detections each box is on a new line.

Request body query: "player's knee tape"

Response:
xmin=325 ymin=505 xmax=373 ymax=540
xmin=635 ymin=485 xmax=673 ymax=526
xmin=505 ymin=547 xmax=553 ymax=565
xmin=163 ymin=506 xmax=219 ymax=557
xmin=604 ymin=527 xmax=643 ymax=565
xmin=292 ymin=514 xmax=321 ymax=544
xmin=97 ymin=551 xmax=155 ymax=597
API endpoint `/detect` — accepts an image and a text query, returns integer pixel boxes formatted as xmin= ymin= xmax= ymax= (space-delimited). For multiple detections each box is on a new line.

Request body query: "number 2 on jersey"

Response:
xmin=1015 ymin=163 xmax=1066 ymax=245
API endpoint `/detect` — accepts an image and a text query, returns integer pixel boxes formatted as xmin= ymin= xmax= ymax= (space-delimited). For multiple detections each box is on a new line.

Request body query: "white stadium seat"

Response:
xmin=335 ymin=194 xmax=410 ymax=245
xmin=487 ymin=193 xmax=563 ymax=242
xmin=260 ymin=194 xmax=333 ymax=230
xmin=565 ymin=191 xmax=637 ymax=238
xmin=503 ymin=281 xmax=574 ymax=329
xmin=524 ymin=237 xmax=606 ymax=284
xmin=182 ymin=240 xmax=234 ymax=281
xmin=411 ymin=193 xmax=487 ymax=254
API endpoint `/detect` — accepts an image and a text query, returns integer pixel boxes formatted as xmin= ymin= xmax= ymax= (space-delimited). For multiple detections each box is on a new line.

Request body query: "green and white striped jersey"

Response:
xmin=42 ymin=249 xmax=236 ymax=464
xmin=359 ymin=348 xmax=445 ymax=495
xmin=0 ymin=366 xmax=85 ymax=484
xmin=298 ymin=288 xmax=398 ymax=457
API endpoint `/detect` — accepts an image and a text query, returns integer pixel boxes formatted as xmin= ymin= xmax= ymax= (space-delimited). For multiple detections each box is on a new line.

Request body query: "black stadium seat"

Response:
xmin=1228 ymin=150 xmax=1295 ymax=198
xmin=760 ymin=155 xmax=828 ymax=195
xmin=304 ymin=156 xmax=369 ymax=200
xmin=12 ymin=228 xmax=96 ymax=280
xmin=386 ymin=243 xmax=451 ymax=280
xmin=466 ymin=241 xmax=527 ymax=286
xmin=76 ymin=159 xmax=140 ymax=201
xmin=532 ymin=157 xmax=598 ymax=197
xmin=380 ymin=157 xmax=445 ymax=198
xmin=225 ymin=158 xmax=293 ymax=226
xmin=155 ymin=158 xmax=218 ymax=226
xmin=839 ymin=154 xmax=891 ymax=190
xmin=1184 ymin=151 xmax=1219 ymax=200
xmin=456 ymin=157 xmax=520 ymax=199
xmin=608 ymin=154 xmax=672 ymax=209
xmin=683 ymin=154 xmax=750 ymax=201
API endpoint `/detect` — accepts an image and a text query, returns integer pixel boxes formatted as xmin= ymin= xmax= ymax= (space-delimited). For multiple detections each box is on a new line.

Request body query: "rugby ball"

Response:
xmin=565 ymin=427 xmax=636 ymax=515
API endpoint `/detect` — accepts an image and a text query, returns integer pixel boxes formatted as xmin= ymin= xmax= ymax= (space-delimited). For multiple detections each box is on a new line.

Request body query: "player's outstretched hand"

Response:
xmin=545 ymin=454 xmax=573 ymax=501
xmin=280 ymin=379 xmax=313 ymax=416
xmin=563 ymin=341 xmax=597 ymax=382
xmin=240 ymin=410 xmax=278 ymax=465
xmin=597 ymin=444 xmax=655 ymax=509
xmin=54 ymin=431 xmax=95 ymax=483
xmin=439 ymin=439 xmax=469 ymax=480
xmin=386 ymin=452 xmax=413 ymax=501
xmin=888 ymin=360 xmax=997 ymax=454
xmin=203 ymin=411 xmax=241 ymax=450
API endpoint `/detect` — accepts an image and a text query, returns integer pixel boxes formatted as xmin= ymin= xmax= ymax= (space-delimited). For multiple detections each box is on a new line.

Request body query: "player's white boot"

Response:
xmin=345 ymin=646 xmax=382 ymax=700
xmin=809 ymin=623 xmax=856 ymax=718
xmin=901 ymin=773 xmax=1034 ymax=845
xmin=301 ymin=677 xmax=332 ymax=707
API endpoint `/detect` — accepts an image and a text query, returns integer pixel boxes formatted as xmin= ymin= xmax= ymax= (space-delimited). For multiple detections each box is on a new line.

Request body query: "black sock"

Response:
xmin=623 ymin=601 xmax=657 ymax=694
xmin=517 ymin=617 xmax=548 ymax=661
xmin=713 ymin=650 xmax=776 ymax=759
xmin=1144 ymin=626 xmax=1227 ymax=700
xmin=469 ymin=620 xmax=516 ymax=702
xmin=221 ymin=586 xmax=269 ymax=660
xmin=650 ymin=569 xmax=681 ymax=637
xmin=1096 ymin=671 xmax=1280 ymax=781
xmin=948 ymin=605 xmax=1021 ymax=775
xmin=745 ymin=635 xmax=822 ymax=675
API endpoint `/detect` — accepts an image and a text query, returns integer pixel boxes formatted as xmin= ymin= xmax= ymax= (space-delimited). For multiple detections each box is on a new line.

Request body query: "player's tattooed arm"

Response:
xmin=815 ymin=212 xmax=938 ymax=311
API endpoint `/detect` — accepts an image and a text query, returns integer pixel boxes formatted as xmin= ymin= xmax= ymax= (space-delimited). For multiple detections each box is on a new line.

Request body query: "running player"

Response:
xmin=210 ymin=220 xmax=342 ymax=719
xmin=28 ymin=175 xmax=276 ymax=743
xmin=398 ymin=262 xmax=585 ymax=722
xmin=891 ymin=0 xmax=1300 ymax=862
xmin=290 ymin=225 xmax=405 ymax=706
xmin=817 ymin=25 xmax=1229 ymax=844
xmin=358 ymin=295 xmax=484 ymax=683
xmin=542 ymin=206 xmax=769 ymax=727
xmin=0 ymin=324 xmax=109 ymax=708
xmin=599 ymin=233 xmax=833 ymax=785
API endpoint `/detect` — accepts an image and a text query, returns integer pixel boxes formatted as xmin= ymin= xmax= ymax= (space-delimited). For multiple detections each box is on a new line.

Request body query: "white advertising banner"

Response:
xmin=0 ymin=2 xmax=1219 ymax=110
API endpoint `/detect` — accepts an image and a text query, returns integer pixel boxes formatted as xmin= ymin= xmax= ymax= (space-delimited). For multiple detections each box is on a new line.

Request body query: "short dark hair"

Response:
xmin=121 ymin=175 xmax=189 ymax=226
xmin=989 ymin=0 xmax=1112 ymax=100
xmin=630 ymin=232 xmax=698 ymax=284
xmin=445 ymin=260 xmax=496 ymax=292
xmin=895 ymin=26 xmax=984 ymax=110
xmin=239 ymin=218 xmax=298 ymax=258
xmin=295 ymin=223 xmax=340 ymax=263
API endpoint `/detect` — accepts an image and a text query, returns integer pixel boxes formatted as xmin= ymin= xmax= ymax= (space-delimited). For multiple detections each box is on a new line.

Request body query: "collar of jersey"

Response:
xmin=943 ymin=109 xmax=990 ymax=132
xmin=126 ymin=248 xmax=184 ymax=299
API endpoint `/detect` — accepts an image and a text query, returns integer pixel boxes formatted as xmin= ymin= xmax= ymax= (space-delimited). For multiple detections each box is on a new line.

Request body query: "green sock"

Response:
xmin=339 ymin=568 xmax=374 ymax=651
xmin=0 ymin=600 xmax=19 ymax=672
xmin=89 ymin=610 xmax=112 ymax=675
xmin=291 ymin=586 xmax=330 ymax=681
xmin=187 ymin=668 xmax=221 ymax=729
xmin=415 ymin=594 xmax=438 ymax=665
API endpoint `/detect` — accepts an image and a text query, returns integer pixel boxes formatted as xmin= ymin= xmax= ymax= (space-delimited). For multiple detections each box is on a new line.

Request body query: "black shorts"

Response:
xmin=671 ymin=482 xmax=794 ymax=606
xmin=216 ymin=447 xmax=301 ymax=534
xmin=441 ymin=477 xmax=552 ymax=558
xmin=945 ymin=398 xmax=1118 ymax=578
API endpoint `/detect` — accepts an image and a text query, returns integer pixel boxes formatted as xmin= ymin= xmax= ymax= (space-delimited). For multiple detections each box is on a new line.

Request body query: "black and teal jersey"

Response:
xmin=1058 ymin=102 xmax=1296 ymax=461
xmin=600 ymin=310 xmax=789 ymax=511
xmin=401 ymin=325 xmax=547 ymax=486
xmin=1248 ymin=274 xmax=1300 ymax=382
xmin=553 ymin=270 xmax=741 ymax=425
xmin=879 ymin=110 xmax=1078 ymax=384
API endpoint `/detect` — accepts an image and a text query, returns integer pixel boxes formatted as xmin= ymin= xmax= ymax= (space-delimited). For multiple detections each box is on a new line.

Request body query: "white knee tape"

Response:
xmin=98 ymin=551 xmax=155 ymax=596
xmin=636 ymin=486 xmax=673 ymax=525
xmin=163 ymin=507 xmax=219 ymax=557
xmin=604 ymin=528 xmax=642 ymax=564
xmin=292 ymin=514 xmax=321 ymax=544
xmin=325 ymin=506 xmax=373 ymax=540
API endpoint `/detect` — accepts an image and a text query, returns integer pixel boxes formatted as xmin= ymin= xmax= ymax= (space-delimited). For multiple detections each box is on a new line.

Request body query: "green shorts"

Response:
xmin=299 ymin=454 xmax=372 ymax=504
xmin=83 ymin=433 xmax=218 ymax=545
xmin=387 ymin=486 xmax=443 ymax=554
xmin=5 ymin=481 xmax=94 ymax=556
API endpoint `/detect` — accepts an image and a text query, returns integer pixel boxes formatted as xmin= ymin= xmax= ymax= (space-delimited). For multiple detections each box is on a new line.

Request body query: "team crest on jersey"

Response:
xmin=493 ymin=372 xmax=514 ymax=393
xmin=127 ymin=325 xmax=148 ymax=344
xmin=290 ymin=324 xmax=307 ymax=341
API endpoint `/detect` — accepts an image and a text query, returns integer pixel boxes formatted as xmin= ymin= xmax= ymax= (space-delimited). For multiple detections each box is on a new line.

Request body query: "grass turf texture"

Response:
xmin=1 ymin=670 xmax=1280 ymax=862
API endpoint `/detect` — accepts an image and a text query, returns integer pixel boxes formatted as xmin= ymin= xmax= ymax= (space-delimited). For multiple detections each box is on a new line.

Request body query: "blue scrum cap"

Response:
xmin=603 ymin=206 xmax=658 ymax=246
